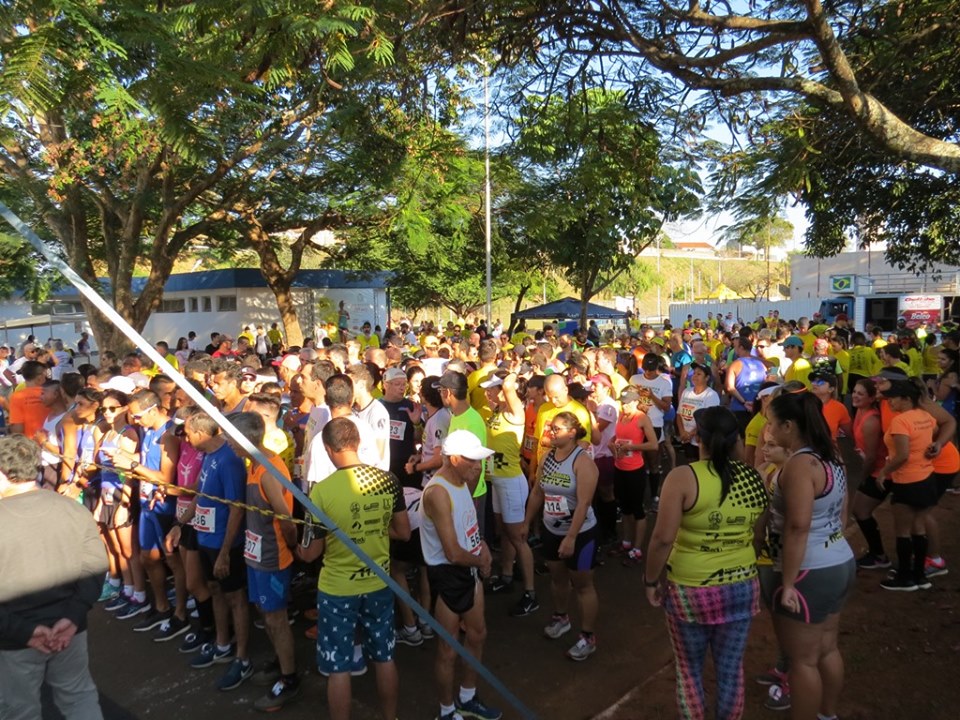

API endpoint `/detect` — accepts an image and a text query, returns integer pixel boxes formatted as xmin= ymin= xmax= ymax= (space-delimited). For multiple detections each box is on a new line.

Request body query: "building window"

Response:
xmin=158 ymin=298 xmax=186 ymax=314
xmin=202 ymin=296 xmax=212 ymax=312
xmin=189 ymin=298 xmax=199 ymax=313
xmin=217 ymin=296 xmax=237 ymax=312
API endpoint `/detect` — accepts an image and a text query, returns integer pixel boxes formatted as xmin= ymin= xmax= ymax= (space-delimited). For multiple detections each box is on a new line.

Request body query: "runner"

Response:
xmin=629 ymin=354 xmax=673 ymax=509
xmin=725 ymin=336 xmax=767 ymax=435
xmin=676 ymin=363 xmax=721 ymax=463
xmin=300 ymin=417 xmax=410 ymax=720
xmin=406 ymin=377 xmax=450 ymax=485
xmin=585 ymin=373 xmax=619 ymax=548
xmin=380 ymin=366 xmax=420 ymax=488
xmin=809 ymin=372 xmax=852 ymax=440
xmin=850 ymin=378 xmax=892 ymax=570
xmin=644 ymin=406 xmax=768 ymax=720
xmin=525 ymin=412 xmax=601 ymax=661
xmin=420 ymin=430 xmax=501 ymax=719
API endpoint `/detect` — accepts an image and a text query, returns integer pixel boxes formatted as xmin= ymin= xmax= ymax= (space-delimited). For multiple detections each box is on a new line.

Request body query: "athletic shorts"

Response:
xmin=490 ymin=474 xmax=529 ymax=524
xmin=613 ymin=466 xmax=647 ymax=518
xmin=773 ymin=558 xmax=856 ymax=624
xmin=247 ymin=565 xmax=292 ymax=612
xmin=316 ymin=587 xmax=395 ymax=674
xmin=594 ymin=455 xmax=615 ymax=489
xmin=891 ymin=475 xmax=939 ymax=510
xmin=96 ymin=490 xmax=133 ymax=529
xmin=540 ymin=525 xmax=598 ymax=572
xmin=933 ymin=471 xmax=957 ymax=500
xmin=138 ymin=508 xmax=175 ymax=553
xmin=179 ymin=523 xmax=198 ymax=551
xmin=390 ymin=529 xmax=424 ymax=566
xmin=652 ymin=426 xmax=664 ymax=443
xmin=858 ymin=475 xmax=892 ymax=502
xmin=427 ymin=564 xmax=479 ymax=615
xmin=199 ymin=545 xmax=247 ymax=593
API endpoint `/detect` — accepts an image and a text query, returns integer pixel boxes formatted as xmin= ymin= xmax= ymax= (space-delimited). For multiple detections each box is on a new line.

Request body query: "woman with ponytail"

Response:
xmin=766 ymin=391 xmax=855 ymax=720
xmin=645 ymin=406 xmax=768 ymax=720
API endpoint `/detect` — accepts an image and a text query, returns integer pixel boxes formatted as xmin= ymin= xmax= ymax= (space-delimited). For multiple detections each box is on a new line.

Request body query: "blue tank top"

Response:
xmin=731 ymin=357 xmax=766 ymax=412
xmin=62 ymin=421 xmax=99 ymax=488
xmin=140 ymin=420 xmax=175 ymax=514
xmin=98 ymin=426 xmax=134 ymax=493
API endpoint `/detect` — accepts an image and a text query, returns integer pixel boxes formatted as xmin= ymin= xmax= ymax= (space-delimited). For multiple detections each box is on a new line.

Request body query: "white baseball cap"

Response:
xmin=100 ymin=375 xmax=137 ymax=394
xmin=442 ymin=430 xmax=495 ymax=460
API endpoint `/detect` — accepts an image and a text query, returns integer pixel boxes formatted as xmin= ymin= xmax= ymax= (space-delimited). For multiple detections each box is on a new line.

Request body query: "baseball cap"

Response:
xmin=432 ymin=371 xmax=467 ymax=392
xmin=442 ymin=430 xmax=495 ymax=460
xmin=479 ymin=372 xmax=505 ymax=389
xmin=274 ymin=354 xmax=302 ymax=372
xmin=880 ymin=379 xmax=919 ymax=399
xmin=873 ymin=367 xmax=908 ymax=381
xmin=383 ymin=367 xmax=406 ymax=383
xmin=589 ymin=373 xmax=612 ymax=388
xmin=756 ymin=382 xmax=781 ymax=400
xmin=240 ymin=367 xmax=258 ymax=381
xmin=100 ymin=375 xmax=137 ymax=394
xmin=781 ymin=336 xmax=804 ymax=348
xmin=619 ymin=387 xmax=641 ymax=404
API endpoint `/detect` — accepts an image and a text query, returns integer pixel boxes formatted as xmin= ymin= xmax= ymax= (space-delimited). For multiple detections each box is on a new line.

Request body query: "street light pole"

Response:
xmin=471 ymin=54 xmax=493 ymax=329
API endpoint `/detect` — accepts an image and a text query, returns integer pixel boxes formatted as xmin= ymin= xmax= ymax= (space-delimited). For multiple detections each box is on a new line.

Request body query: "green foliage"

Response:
xmin=721 ymin=214 xmax=793 ymax=254
xmin=0 ymin=232 xmax=61 ymax=302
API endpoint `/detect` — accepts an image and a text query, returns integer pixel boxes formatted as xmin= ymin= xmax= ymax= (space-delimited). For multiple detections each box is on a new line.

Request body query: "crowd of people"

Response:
xmin=1 ymin=308 xmax=958 ymax=720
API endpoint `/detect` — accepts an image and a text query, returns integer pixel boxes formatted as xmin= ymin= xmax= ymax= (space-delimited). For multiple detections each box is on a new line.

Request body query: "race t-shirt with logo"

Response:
xmin=309 ymin=464 xmax=403 ymax=596
xmin=379 ymin=397 xmax=419 ymax=488
xmin=629 ymin=372 xmax=673 ymax=428
xmin=194 ymin=442 xmax=247 ymax=549
xmin=677 ymin=387 xmax=721 ymax=446
xmin=539 ymin=447 xmax=596 ymax=537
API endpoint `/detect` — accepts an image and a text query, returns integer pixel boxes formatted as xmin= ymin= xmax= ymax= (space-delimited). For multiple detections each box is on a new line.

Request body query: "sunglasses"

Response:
xmin=132 ymin=404 xmax=156 ymax=420
xmin=101 ymin=405 xmax=125 ymax=413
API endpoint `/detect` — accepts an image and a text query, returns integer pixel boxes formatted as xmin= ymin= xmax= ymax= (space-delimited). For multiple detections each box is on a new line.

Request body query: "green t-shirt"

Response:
xmin=309 ymin=464 xmax=403 ymax=596
xmin=448 ymin=406 xmax=489 ymax=497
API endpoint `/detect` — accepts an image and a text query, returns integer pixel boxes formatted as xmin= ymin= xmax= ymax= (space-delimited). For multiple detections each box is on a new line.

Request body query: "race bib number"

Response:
xmin=389 ymin=419 xmax=406 ymax=441
xmin=103 ymin=490 xmax=115 ymax=506
xmin=465 ymin=522 xmax=482 ymax=555
xmin=523 ymin=435 xmax=536 ymax=452
xmin=139 ymin=482 xmax=153 ymax=502
xmin=176 ymin=497 xmax=192 ymax=522
xmin=544 ymin=494 xmax=569 ymax=518
xmin=193 ymin=505 xmax=216 ymax=533
xmin=244 ymin=529 xmax=262 ymax=562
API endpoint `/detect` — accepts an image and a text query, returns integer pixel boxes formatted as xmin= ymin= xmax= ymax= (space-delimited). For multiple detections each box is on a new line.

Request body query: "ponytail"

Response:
xmin=694 ymin=406 xmax=741 ymax=504
xmin=769 ymin=392 xmax=839 ymax=464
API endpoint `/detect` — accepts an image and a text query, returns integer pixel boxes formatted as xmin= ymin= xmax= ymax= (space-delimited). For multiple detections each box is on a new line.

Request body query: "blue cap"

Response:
xmin=780 ymin=336 xmax=804 ymax=348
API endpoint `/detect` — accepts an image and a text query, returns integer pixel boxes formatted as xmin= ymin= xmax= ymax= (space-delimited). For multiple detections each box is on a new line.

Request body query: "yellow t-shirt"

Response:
xmin=923 ymin=344 xmax=942 ymax=376
xmin=832 ymin=349 xmax=851 ymax=394
xmin=785 ymin=357 xmax=812 ymax=388
xmin=357 ymin=333 xmax=380 ymax=352
xmin=487 ymin=410 xmax=524 ymax=478
xmin=533 ymin=400 xmax=593 ymax=465
xmin=467 ymin=367 xmax=495 ymax=422
xmin=799 ymin=332 xmax=816 ymax=357
xmin=745 ymin=412 xmax=767 ymax=449
xmin=904 ymin=347 xmax=923 ymax=378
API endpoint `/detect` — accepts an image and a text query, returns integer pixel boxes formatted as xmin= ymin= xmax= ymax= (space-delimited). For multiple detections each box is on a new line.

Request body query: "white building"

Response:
xmin=790 ymin=250 xmax=960 ymax=299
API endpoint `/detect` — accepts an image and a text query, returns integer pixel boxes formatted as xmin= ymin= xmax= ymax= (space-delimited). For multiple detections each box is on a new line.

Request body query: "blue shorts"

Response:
xmin=139 ymin=507 xmax=175 ymax=553
xmin=316 ymin=587 xmax=395 ymax=674
xmin=247 ymin=566 xmax=292 ymax=612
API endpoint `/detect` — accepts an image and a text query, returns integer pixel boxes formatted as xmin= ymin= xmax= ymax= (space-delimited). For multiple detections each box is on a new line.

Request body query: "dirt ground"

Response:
xmin=44 ymin=444 xmax=960 ymax=720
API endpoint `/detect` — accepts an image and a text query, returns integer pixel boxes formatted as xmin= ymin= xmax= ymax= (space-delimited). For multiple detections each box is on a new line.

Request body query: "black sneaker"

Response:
xmin=916 ymin=575 xmax=933 ymax=590
xmin=857 ymin=553 xmax=892 ymax=570
xmin=880 ymin=574 xmax=918 ymax=592
xmin=253 ymin=676 xmax=301 ymax=712
xmin=179 ymin=631 xmax=209 ymax=654
xmin=509 ymin=592 xmax=540 ymax=617
xmin=154 ymin=614 xmax=190 ymax=642
xmin=487 ymin=576 xmax=514 ymax=594
xmin=134 ymin=607 xmax=172 ymax=633
xmin=252 ymin=657 xmax=282 ymax=687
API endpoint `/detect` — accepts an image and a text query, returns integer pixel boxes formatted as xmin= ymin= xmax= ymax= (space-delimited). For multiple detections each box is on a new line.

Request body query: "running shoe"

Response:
xmin=880 ymin=574 xmax=918 ymax=592
xmin=486 ymin=576 xmax=514 ymax=594
xmin=437 ymin=712 xmax=465 ymax=720
xmin=419 ymin=622 xmax=436 ymax=640
xmin=254 ymin=677 xmax=301 ymax=712
xmin=510 ymin=592 xmax=540 ymax=617
xmin=527 ymin=535 xmax=542 ymax=549
xmin=456 ymin=694 xmax=503 ymax=720
xmin=856 ymin=553 xmax=892 ymax=570
xmin=179 ymin=631 xmax=209 ymax=654
xmin=105 ymin=594 xmax=131 ymax=613
xmin=153 ymin=614 xmax=190 ymax=642
xmin=134 ymin=607 xmax=172 ymax=633
xmin=566 ymin=633 xmax=597 ymax=661
xmin=925 ymin=557 xmax=949 ymax=578
xmin=217 ymin=658 xmax=253 ymax=691
xmin=543 ymin=614 xmax=572 ymax=640
xmin=318 ymin=656 xmax=367 ymax=677
xmin=755 ymin=667 xmax=788 ymax=686
xmin=396 ymin=625 xmax=424 ymax=647
xmin=115 ymin=599 xmax=151 ymax=620
xmin=916 ymin=575 xmax=933 ymax=590
xmin=622 ymin=549 xmax=643 ymax=568
xmin=764 ymin=683 xmax=791 ymax=711
xmin=252 ymin=658 xmax=281 ymax=687
xmin=191 ymin=642 xmax=236 ymax=669
xmin=98 ymin=581 xmax=120 ymax=603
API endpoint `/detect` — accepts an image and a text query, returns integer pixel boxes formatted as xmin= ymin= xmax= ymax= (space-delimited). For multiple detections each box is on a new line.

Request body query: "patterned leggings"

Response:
xmin=664 ymin=612 xmax=752 ymax=720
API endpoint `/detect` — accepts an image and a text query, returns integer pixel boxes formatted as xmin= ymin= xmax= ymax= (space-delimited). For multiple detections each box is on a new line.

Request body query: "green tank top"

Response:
xmin=667 ymin=460 xmax=768 ymax=587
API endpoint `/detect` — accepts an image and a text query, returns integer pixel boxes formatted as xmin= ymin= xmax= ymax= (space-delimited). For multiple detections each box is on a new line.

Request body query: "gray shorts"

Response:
xmin=773 ymin=558 xmax=856 ymax=624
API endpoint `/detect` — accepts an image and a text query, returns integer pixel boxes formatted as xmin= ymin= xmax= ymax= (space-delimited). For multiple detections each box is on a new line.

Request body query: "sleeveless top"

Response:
xmin=769 ymin=448 xmax=854 ymax=571
xmin=613 ymin=413 xmax=647 ymax=471
xmin=98 ymin=425 xmax=135 ymax=495
xmin=244 ymin=455 xmax=294 ymax=572
xmin=540 ymin=447 xmax=596 ymax=537
xmin=140 ymin=420 xmax=175 ymax=514
xmin=176 ymin=442 xmax=205 ymax=523
xmin=852 ymin=407 xmax=886 ymax=477
xmin=668 ymin=460 xmax=768 ymax=587
xmin=64 ymin=421 xmax=98 ymax=488
xmin=487 ymin=409 xmax=524 ymax=478
xmin=420 ymin=474 xmax=482 ymax=566
xmin=730 ymin=357 xmax=766 ymax=412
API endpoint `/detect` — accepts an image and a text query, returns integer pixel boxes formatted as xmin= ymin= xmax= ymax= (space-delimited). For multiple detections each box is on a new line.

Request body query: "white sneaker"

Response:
xmin=396 ymin=625 xmax=424 ymax=647
xmin=566 ymin=633 xmax=596 ymax=661
xmin=543 ymin=614 xmax=571 ymax=639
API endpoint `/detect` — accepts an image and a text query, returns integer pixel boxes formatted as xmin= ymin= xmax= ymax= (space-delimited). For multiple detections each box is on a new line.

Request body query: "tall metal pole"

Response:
xmin=482 ymin=60 xmax=492 ymax=328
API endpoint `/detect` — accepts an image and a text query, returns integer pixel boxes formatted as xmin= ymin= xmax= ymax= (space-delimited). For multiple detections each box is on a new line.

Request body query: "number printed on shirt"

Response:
xmin=176 ymin=497 xmax=191 ymax=522
xmin=193 ymin=505 xmax=215 ymax=533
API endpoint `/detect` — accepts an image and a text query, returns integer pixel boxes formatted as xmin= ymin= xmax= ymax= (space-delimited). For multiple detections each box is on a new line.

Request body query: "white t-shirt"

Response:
xmin=592 ymin=399 xmax=619 ymax=460
xmin=301 ymin=404 xmax=332 ymax=476
xmin=420 ymin=357 xmax=449 ymax=377
xmin=356 ymin=399 xmax=391 ymax=470
xmin=420 ymin=407 xmax=451 ymax=484
xmin=677 ymin=387 xmax=721 ymax=446
xmin=305 ymin=414 xmax=383 ymax=485
xmin=629 ymin=372 xmax=673 ymax=428
xmin=41 ymin=411 xmax=66 ymax=467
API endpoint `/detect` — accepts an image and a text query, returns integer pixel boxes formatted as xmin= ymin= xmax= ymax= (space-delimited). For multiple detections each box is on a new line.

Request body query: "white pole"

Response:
xmin=482 ymin=60 xmax=492 ymax=328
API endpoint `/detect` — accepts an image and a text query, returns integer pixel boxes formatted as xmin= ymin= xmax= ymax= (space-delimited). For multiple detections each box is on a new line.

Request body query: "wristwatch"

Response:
xmin=130 ymin=461 xmax=140 ymax=472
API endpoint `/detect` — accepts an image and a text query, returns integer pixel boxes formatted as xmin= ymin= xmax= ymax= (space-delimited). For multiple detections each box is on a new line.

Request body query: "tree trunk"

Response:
xmin=273 ymin=281 xmax=304 ymax=348
xmin=506 ymin=282 xmax=531 ymax=336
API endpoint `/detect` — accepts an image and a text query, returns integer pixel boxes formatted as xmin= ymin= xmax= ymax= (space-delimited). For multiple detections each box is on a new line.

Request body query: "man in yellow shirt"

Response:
xmin=782 ymin=336 xmax=812 ymax=388
xmin=466 ymin=340 xmax=500 ymax=421
xmin=532 ymin=374 xmax=593 ymax=466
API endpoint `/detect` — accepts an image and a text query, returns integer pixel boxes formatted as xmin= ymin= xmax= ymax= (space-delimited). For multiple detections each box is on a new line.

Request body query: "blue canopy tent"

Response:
xmin=511 ymin=297 xmax=628 ymax=334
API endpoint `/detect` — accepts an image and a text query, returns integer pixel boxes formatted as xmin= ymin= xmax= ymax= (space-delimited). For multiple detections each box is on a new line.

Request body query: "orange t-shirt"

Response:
xmin=932 ymin=441 xmax=960 ymax=474
xmin=8 ymin=386 xmax=46 ymax=438
xmin=821 ymin=399 xmax=851 ymax=439
xmin=884 ymin=409 xmax=935 ymax=483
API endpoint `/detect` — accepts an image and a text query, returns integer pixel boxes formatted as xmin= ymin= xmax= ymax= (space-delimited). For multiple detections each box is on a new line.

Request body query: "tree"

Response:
xmin=506 ymin=87 xmax=701 ymax=328
xmin=0 ymin=0 xmax=399 ymax=352
xmin=721 ymin=214 xmax=793 ymax=299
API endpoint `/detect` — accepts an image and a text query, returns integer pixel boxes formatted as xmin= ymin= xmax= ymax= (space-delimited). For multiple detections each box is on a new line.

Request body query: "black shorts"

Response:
xmin=933 ymin=471 xmax=957 ymax=500
xmin=179 ymin=523 xmax=198 ymax=551
xmin=613 ymin=466 xmax=648 ymax=518
xmin=199 ymin=545 xmax=247 ymax=593
xmin=594 ymin=455 xmax=615 ymax=489
xmin=858 ymin=475 xmax=892 ymax=502
xmin=390 ymin=529 xmax=424 ymax=566
xmin=540 ymin=525 xmax=598 ymax=572
xmin=891 ymin=476 xmax=939 ymax=510
xmin=428 ymin=564 xmax=478 ymax=615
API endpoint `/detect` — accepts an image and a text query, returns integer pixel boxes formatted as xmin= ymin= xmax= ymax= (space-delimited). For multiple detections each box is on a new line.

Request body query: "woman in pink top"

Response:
xmin=609 ymin=386 xmax=658 ymax=566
